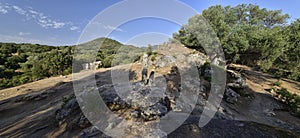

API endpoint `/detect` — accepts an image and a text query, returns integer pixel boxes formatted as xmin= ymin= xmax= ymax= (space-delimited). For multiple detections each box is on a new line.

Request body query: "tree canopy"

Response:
xmin=174 ymin=4 xmax=299 ymax=80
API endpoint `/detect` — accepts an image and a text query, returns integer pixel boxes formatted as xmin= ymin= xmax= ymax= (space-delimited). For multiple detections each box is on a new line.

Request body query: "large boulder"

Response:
xmin=227 ymin=70 xmax=247 ymax=89
xmin=153 ymin=55 xmax=176 ymax=68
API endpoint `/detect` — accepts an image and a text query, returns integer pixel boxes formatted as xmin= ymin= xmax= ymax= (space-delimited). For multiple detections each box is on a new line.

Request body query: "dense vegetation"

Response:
xmin=0 ymin=43 xmax=73 ymax=89
xmin=174 ymin=4 xmax=300 ymax=81
xmin=0 ymin=38 xmax=144 ymax=89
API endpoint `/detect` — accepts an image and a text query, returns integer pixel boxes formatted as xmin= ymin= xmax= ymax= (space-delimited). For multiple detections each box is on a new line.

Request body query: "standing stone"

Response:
xmin=142 ymin=53 xmax=149 ymax=85
xmin=148 ymin=71 xmax=155 ymax=86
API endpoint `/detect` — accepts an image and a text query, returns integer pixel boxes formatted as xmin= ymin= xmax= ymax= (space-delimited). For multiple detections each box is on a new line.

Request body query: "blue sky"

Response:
xmin=0 ymin=0 xmax=300 ymax=46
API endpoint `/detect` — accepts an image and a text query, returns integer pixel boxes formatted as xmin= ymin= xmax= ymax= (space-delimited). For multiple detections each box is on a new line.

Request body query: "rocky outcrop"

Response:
xmin=153 ymin=55 xmax=176 ymax=68
xmin=227 ymin=69 xmax=247 ymax=89
xmin=80 ymin=126 xmax=102 ymax=138
xmin=224 ymin=88 xmax=239 ymax=104
xmin=56 ymin=98 xmax=79 ymax=121
xmin=15 ymin=89 xmax=56 ymax=102
xmin=96 ymin=54 xmax=174 ymax=123
xmin=53 ymin=46 xmax=299 ymax=137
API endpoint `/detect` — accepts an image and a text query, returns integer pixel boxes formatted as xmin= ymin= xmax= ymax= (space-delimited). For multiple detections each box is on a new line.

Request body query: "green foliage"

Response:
xmin=77 ymin=38 xmax=144 ymax=68
xmin=276 ymin=19 xmax=300 ymax=81
xmin=102 ymin=55 xmax=114 ymax=68
xmin=0 ymin=37 xmax=147 ymax=89
xmin=274 ymin=88 xmax=300 ymax=117
xmin=150 ymin=53 xmax=158 ymax=62
xmin=288 ymin=72 xmax=300 ymax=81
xmin=20 ymin=48 xmax=73 ymax=77
xmin=201 ymin=62 xmax=212 ymax=81
xmin=144 ymin=45 xmax=159 ymax=62
xmin=0 ymin=79 xmax=9 ymax=88
xmin=201 ymin=62 xmax=211 ymax=73
xmin=0 ymin=43 xmax=53 ymax=71
xmin=112 ymin=45 xmax=144 ymax=66
xmin=0 ymin=42 xmax=71 ymax=89
xmin=173 ymin=4 xmax=299 ymax=79
xmin=272 ymin=80 xmax=282 ymax=87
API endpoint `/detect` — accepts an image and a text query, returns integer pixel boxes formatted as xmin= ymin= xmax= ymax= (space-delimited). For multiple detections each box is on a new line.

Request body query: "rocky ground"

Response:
xmin=0 ymin=44 xmax=300 ymax=138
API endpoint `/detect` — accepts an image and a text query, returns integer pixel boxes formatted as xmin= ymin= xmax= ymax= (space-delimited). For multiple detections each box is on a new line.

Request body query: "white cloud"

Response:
xmin=0 ymin=6 xmax=8 ymax=14
xmin=19 ymin=32 xmax=31 ymax=36
xmin=38 ymin=19 xmax=47 ymax=24
xmin=0 ymin=34 xmax=72 ymax=46
xmin=0 ymin=34 xmax=43 ymax=44
xmin=70 ymin=26 xmax=79 ymax=31
xmin=104 ymin=25 xmax=125 ymax=32
xmin=53 ymin=21 xmax=65 ymax=29
xmin=89 ymin=21 xmax=126 ymax=32
xmin=4 ymin=5 xmax=10 ymax=9
xmin=12 ymin=5 xmax=26 ymax=15
xmin=40 ymin=15 xmax=47 ymax=19
xmin=91 ymin=22 xmax=125 ymax=32
xmin=28 ymin=10 xmax=38 ymax=14
xmin=0 ymin=3 xmax=80 ymax=31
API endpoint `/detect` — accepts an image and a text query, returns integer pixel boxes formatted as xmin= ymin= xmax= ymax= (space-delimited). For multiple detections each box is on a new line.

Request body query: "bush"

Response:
xmin=150 ymin=53 xmax=158 ymax=62
xmin=274 ymin=88 xmax=300 ymax=117
xmin=63 ymin=68 xmax=72 ymax=75
xmin=272 ymin=80 xmax=282 ymax=87
xmin=18 ymin=75 xmax=32 ymax=84
xmin=0 ymin=79 xmax=9 ymax=89
xmin=102 ymin=55 xmax=114 ymax=68
xmin=288 ymin=72 xmax=300 ymax=81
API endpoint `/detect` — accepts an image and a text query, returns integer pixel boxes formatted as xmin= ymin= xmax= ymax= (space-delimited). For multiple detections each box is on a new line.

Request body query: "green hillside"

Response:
xmin=0 ymin=38 xmax=144 ymax=89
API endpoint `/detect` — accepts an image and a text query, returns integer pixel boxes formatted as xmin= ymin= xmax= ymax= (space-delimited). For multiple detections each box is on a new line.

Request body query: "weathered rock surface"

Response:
xmin=153 ymin=55 xmax=176 ymax=68
xmin=50 ymin=45 xmax=300 ymax=137
xmin=227 ymin=69 xmax=247 ymax=89
xmin=224 ymin=88 xmax=239 ymax=104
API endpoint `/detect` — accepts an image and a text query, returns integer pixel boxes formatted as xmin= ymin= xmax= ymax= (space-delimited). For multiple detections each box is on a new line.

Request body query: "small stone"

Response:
xmin=130 ymin=110 xmax=141 ymax=118
xmin=264 ymin=109 xmax=276 ymax=117
xmin=224 ymin=88 xmax=239 ymax=104
xmin=237 ymin=123 xmax=244 ymax=127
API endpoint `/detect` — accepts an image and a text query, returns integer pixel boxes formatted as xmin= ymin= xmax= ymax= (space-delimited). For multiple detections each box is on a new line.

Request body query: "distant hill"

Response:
xmin=74 ymin=37 xmax=145 ymax=67
xmin=0 ymin=37 xmax=146 ymax=89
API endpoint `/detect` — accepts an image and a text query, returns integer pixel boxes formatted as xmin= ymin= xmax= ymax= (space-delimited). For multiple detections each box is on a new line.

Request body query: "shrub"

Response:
xmin=201 ymin=62 xmax=211 ymax=74
xmin=102 ymin=55 xmax=114 ymax=68
xmin=274 ymin=88 xmax=300 ymax=117
xmin=288 ymin=72 xmax=300 ymax=81
xmin=272 ymin=80 xmax=282 ymax=87
xmin=150 ymin=53 xmax=158 ymax=62
xmin=18 ymin=75 xmax=32 ymax=84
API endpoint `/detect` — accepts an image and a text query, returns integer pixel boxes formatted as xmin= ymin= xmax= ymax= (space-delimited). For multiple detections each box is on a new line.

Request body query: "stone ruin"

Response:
xmin=81 ymin=61 xmax=102 ymax=70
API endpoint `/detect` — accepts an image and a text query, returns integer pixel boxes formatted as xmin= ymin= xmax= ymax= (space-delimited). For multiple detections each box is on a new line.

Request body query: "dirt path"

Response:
xmin=230 ymin=64 xmax=300 ymax=95
xmin=225 ymin=64 xmax=300 ymax=133
xmin=0 ymin=68 xmax=109 ymax=137
xmin=0 ymin=81 xmax=73 ymax=137
xmin=0 ymin=75 xmax=72 ymax=101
